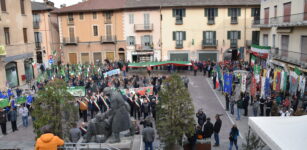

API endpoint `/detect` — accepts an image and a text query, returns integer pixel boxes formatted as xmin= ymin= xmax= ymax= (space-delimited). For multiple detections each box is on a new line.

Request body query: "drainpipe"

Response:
xmin=160 ymin=4 xmax=162 ymax=61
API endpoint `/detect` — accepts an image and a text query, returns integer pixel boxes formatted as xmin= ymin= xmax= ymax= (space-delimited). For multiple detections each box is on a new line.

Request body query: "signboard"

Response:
xmin=67 ymin=86 xmax=86 ymax=97
xmin=0 ymin=45 xmax=6 ymax=56
xmin=103 ymin=69 xmax=120 ymax=77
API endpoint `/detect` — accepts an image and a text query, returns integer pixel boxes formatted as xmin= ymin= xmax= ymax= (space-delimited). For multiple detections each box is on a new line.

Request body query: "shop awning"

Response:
xmin=128 ymin=61 xmax=192 ymax=68
xmin=248 ymin=116 xmax=307 ymax=150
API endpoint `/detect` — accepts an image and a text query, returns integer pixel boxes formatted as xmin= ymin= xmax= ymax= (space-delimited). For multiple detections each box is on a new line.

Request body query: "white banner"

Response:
xmin=261 ymin=77 xmax=265 ymax=98
xmin=241 ymin=74 xmax=247 ymax=93
xmin=103 ymin=69 xmax=121 ymax=78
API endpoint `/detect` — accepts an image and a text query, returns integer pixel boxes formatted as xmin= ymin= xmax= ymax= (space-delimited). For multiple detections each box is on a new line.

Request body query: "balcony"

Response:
xmin=101 ymin=36 xmax=116 ymax=43
xmin=33 ymin=21 xmax=40 ymax=29
xmin=207 ymin=19 xmax=215 ymax=25
xmin=253 ymin=12 xmax=307 ymax=28
xmin=134 ymin=24 xmax=153 ymax=32
xmin=271 ymin=48 xmax=307 ymax=66
xmin=67 ymin=20 xmax=74 ymax=25
xmin=202 ymin=39 xmax=217 ymax=48
xmin=135 ymin=44 xmax=153 ymax=51
xmin=175 ymin=17 xmax=183 ymax=25
xmin=105 ymin=19 xmax=112 ymax=24
xmin=175 ymin=41 xmax=183 ymax=49
xmin=63 ymin=37 xmax=79 ymax=45
xmin=35 ymin=42 xmax=41 ymax=50
xmin=230 ymin=39 xmax=238 ymax=48
xmin=231 ymin=17 xmax=238 ymax=24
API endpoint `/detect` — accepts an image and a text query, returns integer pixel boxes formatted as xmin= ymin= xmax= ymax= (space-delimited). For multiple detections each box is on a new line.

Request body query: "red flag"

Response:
xmin=276 ymin=71 xmax=281 ymax=92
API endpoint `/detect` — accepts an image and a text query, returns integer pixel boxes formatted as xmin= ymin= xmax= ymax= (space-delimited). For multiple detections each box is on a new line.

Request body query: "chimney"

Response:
xmin=60 ymin=4 xmax=66 ymax=8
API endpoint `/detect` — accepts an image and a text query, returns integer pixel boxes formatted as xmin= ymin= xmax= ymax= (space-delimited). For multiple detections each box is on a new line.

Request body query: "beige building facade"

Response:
xmin=256 ymin=0 xmax=307 ymax=70
xmin=0 ymin=0 xmax=36 ymax=89
xmin=161 ymin=6 xmax=260 ymax=62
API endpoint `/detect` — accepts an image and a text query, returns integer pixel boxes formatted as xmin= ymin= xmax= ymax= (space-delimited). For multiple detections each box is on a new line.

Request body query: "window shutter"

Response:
xmin=39 ymin=32 xmax=42 ymax=43
xmin=205 ymin=8 xmax=208 ymax=16
xmin=215 ymin=8 xmax=218 ymax=17
xmin=132 ymin=36 xmax=135 ymax=44
xmin=173 ymin=31 xmax=176 ymax=40
xmin=150 ymin=35 xmax=153 ymax=43
xmin=203 ymin=31 xmax=206 ymax=40
xmin=228 ymin=8 xmax=232 ymax=16
xmin=173 ymin=9 xmax=176 ymax=17
xmin=238 ymin=8 xmax=241 ymax=16
xmin=238 ymin=31 xmax=241 ymax=39
xmin=183 ymin=31 xmax=186 ymax=40
xmin=127 ymin=37 xmax=130 ymax=44
xmin=182 ymin=9 xmax=186 ymax=17
xmin=141 ymin=36 xmax=144 ymax=46
xmin=213 ymin=31 xmax=216 ymax=40
xmin=251 ymin=8 xmax=255 ymax=17
xmin=227 ymin=31 xmax=231 ymax=39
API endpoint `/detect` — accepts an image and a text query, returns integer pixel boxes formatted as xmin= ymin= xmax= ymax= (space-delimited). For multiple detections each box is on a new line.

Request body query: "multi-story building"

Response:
xmin=53 ymin=0 xmax=126 ymax=65
xmin=159 ymin=0 xmax=260 ymax=62
xmin=0 ymin=0 xmax=36 ymax=89
xmin=32 ymin=0 xmax=60 ymax=67
xmin=254 ymin=0 xmax=307 ymax=71
xmin=123 ymin=8 xmax=161 ymax=62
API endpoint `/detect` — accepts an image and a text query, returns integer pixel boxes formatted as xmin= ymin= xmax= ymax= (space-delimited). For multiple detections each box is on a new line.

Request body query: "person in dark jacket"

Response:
xmin=243 ymin=93 xmax=250 ymax=116
xmin=229 ymin=124 xmax=239 ymax=150
xmin=141 ymin=99 xmax=151 ymax=119
xmin=196 ymin=109 xmax=206 ymax=127
xmin=8 ymin=107 xmax=18 ymax=132
xmin=142 ymin=122 xmax=155 ymax=150
xmin=202 ymin=117 xmax=214 ymax=139
xmin=0 ymin=108 xmax=7 ymax=135
xmin=225 ymin=93 xmax=230 ymax=111
xmin=213 ymin=114 xmax=222 ymax=147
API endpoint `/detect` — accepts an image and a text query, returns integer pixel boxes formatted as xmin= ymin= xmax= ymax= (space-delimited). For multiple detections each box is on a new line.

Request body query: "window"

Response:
xmin=20 ymin=0 xmax=25 ymax=14
xmin=79 ymin=12 xmax=84 ymax=20
xmin=304 ymin=0 xmax=307 ymax=20
xmin=228 ymin=31 xmax=240 ymax=47
xmin=104 ymin=11 xmax=112 ymax=24
xmin=264 ymin=8 xmax=270 ymax=24
xmin=252 ymin=31 xmax=260 ymax=45
xmin=106 ymin=25 xmax=112 ymax=39
xmin=23 ymin=28 xmax=27 ymax=43
xmin=283 ymin=2 xmax=291 ymax=22
xmin=144 ymin=13 xmax=150 ymax=29
xmin=272 ymin=34 xmax=276 ymax=48
xmin=141 ymin=35 xmax=152 ymax=49
xmin=300 ymin=36 xmax=307 ymax=61
xmin=129 ymin=14 xmax=134 ymax=24
xmin=4 ymin=27 xmax=10 ymax=45
xmin=203 ymin=31 xmax=216 ymax=46
xmin=173 ymin=31 xmax=186 ymax=48
xmin=228 ymin=8 xmax=241 ymax=24
xmin=34 ymin=32 xmax=42 ymax=49
xmin=93 ymin=12 xmax=97 ymax=19
xmin=251 ymin=8 xmax=260 ymax=17
xmin=33 ymin=13 xmax=40 ymax=28
xmin=68 ymin=13 xmax=74 ymax=24
xmin=127 ymin=36 xmax=135 ymax=46
xmin=1 ymin=0 xmax=6 ymax=12
xmin=173 ymin=8 xmax=185 ymax=25
xmin=281 ymin=35 xmax=289 ymax=57
xmin=274 ymin=6 xmax=277 ymax=18
xmin=93 ymin=25 xmax=98 ymax=36
xmin=69 ymin=27 xmax=75 ymax=42
xmin=263 ymin=34 xmax=269 ymax=46
xmin=205 ymin=8 xmax=218 ymax=24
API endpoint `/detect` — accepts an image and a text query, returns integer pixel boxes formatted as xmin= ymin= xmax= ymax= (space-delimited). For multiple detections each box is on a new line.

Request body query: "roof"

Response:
xmin=31 ymin=2 xmax=55 ymax=11
xmin=53 ymin=0 xmax=260 ymax=14
xmin=53 ymin=0 xmax=126 ymax=14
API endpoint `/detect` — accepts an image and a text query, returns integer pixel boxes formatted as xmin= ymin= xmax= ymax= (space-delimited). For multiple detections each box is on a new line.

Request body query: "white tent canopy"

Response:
xmin=248 ymin=116 xmax=307 ymax=150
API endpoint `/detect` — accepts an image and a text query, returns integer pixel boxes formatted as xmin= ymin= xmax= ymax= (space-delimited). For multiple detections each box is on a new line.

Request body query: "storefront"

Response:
xmin=169 ymin=51 xmax=189 ymax=61
xmin=131 ymin=51 xmax=154 ymax=62
xmin=24 ymin=58 xmax=34 ymax=82
xmin=198 ymin=50 xmax=218 ymax=62
xmin=5 ymin=62 xmax=19 ymax=88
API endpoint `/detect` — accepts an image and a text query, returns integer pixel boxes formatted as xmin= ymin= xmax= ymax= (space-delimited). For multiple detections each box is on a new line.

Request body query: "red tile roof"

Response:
xmin=53 ymin=0 xmax=126 ymax=13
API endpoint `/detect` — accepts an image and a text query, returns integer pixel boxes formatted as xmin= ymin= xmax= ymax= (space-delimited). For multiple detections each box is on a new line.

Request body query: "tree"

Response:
xmin=32 ymin=79 xmax=78 ymax=141
xmin=156 ymin=74 xmax=195 ymax=149
xmin=242 ymin=127 xmax=266 ymax=150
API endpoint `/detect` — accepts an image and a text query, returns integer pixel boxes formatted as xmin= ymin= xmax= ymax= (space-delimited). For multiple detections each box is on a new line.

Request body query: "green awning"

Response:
xmin=128 ymin=61 xmax=192 ymax=68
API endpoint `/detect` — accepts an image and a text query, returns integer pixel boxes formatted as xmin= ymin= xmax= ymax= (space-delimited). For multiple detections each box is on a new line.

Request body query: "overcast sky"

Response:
xmin=32 ymin=0 xmax=83 ymax=8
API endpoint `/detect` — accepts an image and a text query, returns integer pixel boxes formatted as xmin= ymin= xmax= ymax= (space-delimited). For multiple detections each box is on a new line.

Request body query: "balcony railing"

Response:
xmin=134 ymin=24 xmax=153 ymax=31
xmin=175 ymin=17 xmax=183 ymax=25
xmin=175 ymin=41 xmax=183 ymax=48
xmin=202 ymin=39 xmax=217 ymax=48
xmin=135 ymin=44 xmax=153 ymax=51
xmin=101 ymin=36 xmax=116 ymax=43
xmin=271 ymin=48 xmax=307 ymax=65
xmin=207 ymin=18 xmax=215 ymax=25
xmin=231 ymin=17 xmax=238 ymax=24
xmin=253 ymin=12 xmax=307 ymax=27
xmin=33 ymin=21 xmax=40 ymax=29
xmin=230 ymin=39 xmax=238 ymax=48
xmin=105 ymin=19 xmax=112 ymax=24
xmin=63 ymin=37 xmax=79 ymax=45
xmin=67 ymin=19 xmax=74 ymax=25
xmin=35 ymin=42 xmax=41 ymax=50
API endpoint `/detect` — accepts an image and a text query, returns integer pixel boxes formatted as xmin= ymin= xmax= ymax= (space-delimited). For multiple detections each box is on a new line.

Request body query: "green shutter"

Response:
xmin=238 ymin=8 xmax=241 ymax=16
xmin=183 ymin=31 xmax=186 ymax=40
xmin=205 ymin=8 xmax=208 ymax=16
xmin=251 ymin=8 xmax=255 ymax=17
xmin=213 ymin=31 xmax=216 ymax=41
xmin=227 ymin=31 xmax=231 ymax=39
xmin=215 ymin=8 xmax=218 ymax=17
xmin=182 ymin=9 xmax=186 ymax=17
xmin=203 ymin=31 xmax=206 ymax=40
xmin=228 ymin=8 xmax=232 ymax=16
xmin=238 ymin=31 xmax=241 ymax=39
xmin=173 ymin=31 xmax=176 ymax=40
xmin=173 ymin=9 xmax=176 ymax=17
